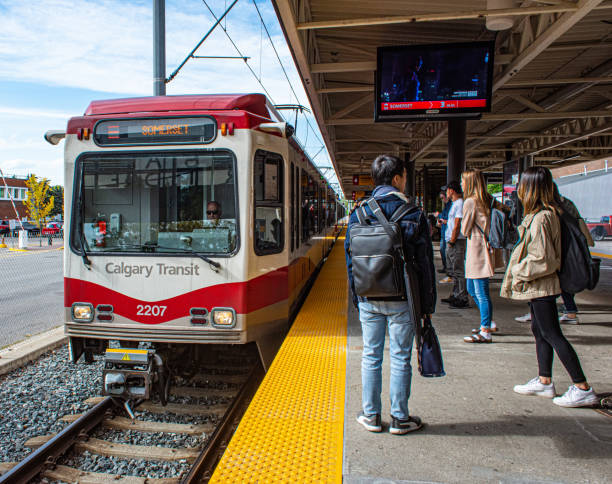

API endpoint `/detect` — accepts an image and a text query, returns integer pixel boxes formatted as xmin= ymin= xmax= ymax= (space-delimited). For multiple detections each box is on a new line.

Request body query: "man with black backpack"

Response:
xmin=345 ymin=154 xmax=436 ymax=435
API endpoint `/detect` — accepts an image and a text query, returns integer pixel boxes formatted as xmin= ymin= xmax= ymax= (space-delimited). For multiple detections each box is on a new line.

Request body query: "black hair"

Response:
xmin=371 ymin=154 xmax=405 ymax=186
xmin=446 ymin=180 xmax=462 ymax=194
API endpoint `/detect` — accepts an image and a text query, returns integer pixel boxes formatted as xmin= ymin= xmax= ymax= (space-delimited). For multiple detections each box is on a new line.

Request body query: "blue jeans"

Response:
xmin=466 ymin=278 xmax=492 ymax=328
xmin=358 ymin=300 xmax=415 ymax=420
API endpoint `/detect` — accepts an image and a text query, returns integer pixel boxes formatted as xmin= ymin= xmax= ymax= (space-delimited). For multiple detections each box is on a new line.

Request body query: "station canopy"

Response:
xmin=272 ymin=0 xmax=612 ymax=195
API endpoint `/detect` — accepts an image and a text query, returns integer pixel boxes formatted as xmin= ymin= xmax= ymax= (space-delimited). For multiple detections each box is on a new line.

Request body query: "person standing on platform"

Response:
xmin=502 ymin=167 xmax=598 ymax=408
xmin=345 ymin=154 xmax=436 ymax=435
xmin=441 ymin=181 xmax=469 ymax=309
xmin=437 ymin=189 xmax=452 ymax=278
xmin=459 ymin=170 xmax=501 ymax=343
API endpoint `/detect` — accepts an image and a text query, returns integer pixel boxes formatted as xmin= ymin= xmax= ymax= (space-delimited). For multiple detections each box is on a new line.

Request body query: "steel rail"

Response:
xmin=182 ymin=362 xmax=265 ymax=483
xmin=0 ymin=396 xmax=113 ymax=484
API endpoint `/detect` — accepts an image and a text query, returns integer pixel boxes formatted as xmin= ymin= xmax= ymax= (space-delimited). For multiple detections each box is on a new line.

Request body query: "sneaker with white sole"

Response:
xmin=515 ymin=313 xmax=532 ymax=323
xmin=356 ymin=412 xmax=382 ymax=432
xmin=559 ymin=313 xmax=579 ymax=324
xmin=439 ymin=276 xmax=453 ymax=284
xmin=553 ymin=385 xmax=599 ymax=408
xmin=513 ymin=377 xmax=556 ymax=398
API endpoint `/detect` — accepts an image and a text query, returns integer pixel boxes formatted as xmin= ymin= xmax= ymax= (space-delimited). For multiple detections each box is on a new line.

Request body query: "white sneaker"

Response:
xmin=515 ymin=313 xmax=531 ymax=323
xmin=553 ymin=385 xmax=599 ymax=408
xmin=513 ymin=377 xmax=556 ymax=398
xmin=559 ymin=314 xmax=579 ymax=324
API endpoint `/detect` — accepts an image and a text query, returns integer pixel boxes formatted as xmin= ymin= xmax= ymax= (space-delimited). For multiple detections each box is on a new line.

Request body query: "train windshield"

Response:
xmin=72 ymin=151 xmax=238 ymax=255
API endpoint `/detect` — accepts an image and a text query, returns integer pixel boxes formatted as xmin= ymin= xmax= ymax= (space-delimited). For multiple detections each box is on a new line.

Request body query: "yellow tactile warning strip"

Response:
xmin=210 ymin=232 xmax=348 ymax=483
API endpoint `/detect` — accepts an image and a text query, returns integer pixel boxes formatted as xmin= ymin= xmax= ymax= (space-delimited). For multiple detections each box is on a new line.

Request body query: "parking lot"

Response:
xmin=0 ymin=244 xmax=63 ymax=348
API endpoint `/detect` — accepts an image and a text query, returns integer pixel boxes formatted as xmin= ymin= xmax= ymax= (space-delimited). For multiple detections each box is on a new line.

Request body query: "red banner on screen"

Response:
xmin=380 ymin=99 xmax=487 ymax=111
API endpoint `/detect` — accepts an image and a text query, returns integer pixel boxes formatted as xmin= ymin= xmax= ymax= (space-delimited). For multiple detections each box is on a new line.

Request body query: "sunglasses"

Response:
xmin=207 ymin=210 xmax=219 ymax=215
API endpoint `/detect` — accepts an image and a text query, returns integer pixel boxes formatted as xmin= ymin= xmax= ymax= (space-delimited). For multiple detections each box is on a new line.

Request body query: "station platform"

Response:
xmin=211 ymin=234 xmax=612 ymax=483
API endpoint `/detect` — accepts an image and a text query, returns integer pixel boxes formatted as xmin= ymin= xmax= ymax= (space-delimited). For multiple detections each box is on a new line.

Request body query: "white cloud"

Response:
xmin=0 ymin=106 xmax=71 ymax=119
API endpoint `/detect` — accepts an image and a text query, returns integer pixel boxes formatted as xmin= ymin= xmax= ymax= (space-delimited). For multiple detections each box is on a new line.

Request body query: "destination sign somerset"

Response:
xmin=94 ymin=117 xmax=216 ymax=146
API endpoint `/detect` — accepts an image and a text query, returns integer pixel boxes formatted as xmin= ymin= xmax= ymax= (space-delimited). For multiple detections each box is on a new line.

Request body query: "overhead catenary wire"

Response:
xmin=201 ymin=0 xmax=340 ymax=195
xmin=167 ymin=0 xmax=239 ymax=83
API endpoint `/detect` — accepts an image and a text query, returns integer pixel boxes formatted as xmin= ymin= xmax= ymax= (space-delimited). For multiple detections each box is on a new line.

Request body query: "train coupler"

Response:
xmin=102 ymin=348 xmax=170 ymax=406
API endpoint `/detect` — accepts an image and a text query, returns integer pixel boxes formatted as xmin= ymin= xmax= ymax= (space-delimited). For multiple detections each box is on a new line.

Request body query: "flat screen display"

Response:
xmin=375 ymin=41 xmax=494 ymax=121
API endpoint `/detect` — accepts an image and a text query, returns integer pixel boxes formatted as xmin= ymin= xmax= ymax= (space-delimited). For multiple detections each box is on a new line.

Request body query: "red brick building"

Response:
xmin=0 ymin=176 xmax=29 ymax=220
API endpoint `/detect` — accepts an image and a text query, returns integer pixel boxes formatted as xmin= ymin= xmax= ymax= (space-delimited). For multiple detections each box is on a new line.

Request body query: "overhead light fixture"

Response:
xmin=486 ymin=0 xmax=517 ymax=31
xmin=551 ymin=153 xmax=582 ymax=164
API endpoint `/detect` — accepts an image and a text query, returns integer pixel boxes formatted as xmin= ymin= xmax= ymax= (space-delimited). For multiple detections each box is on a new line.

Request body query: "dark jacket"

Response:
xmin=344 ymin=185 xmax=437 ymax=315
xmin=439 ymin=199 xmax=452 ymax=235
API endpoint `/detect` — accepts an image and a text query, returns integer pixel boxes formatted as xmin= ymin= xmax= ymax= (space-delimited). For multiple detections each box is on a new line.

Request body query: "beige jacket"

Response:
xmin=461 ymin=198 xmax=502 ymax=279
xmin=501 ymin=209 xmax=562 ymax=300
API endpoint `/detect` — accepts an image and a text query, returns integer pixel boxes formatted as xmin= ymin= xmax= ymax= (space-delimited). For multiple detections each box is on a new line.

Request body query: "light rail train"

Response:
xmin=46 ymin=94 xmax=344 ymax=404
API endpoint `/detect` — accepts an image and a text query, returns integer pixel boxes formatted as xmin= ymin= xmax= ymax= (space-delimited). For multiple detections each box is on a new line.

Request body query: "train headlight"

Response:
xmin=211 ymin=308 xmax=235 ymax=328
xmin=72 ymin=303 xmax=94 ymax=322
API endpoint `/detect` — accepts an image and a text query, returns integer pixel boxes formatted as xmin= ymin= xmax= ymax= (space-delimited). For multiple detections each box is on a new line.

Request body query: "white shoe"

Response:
xmin=515 ymin=313 xmax=531 ymax=323
xmin=559 ymin=313 xmax=579 ymax=324
xmin=513 ymin=377 xmax=556 ymax=398
xmin=553 ymin=385 xmax=599 ymax=408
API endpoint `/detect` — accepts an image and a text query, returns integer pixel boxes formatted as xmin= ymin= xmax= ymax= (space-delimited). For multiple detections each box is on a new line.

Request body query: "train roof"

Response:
xmin=84 ymin=94 xmax=271 ymax=119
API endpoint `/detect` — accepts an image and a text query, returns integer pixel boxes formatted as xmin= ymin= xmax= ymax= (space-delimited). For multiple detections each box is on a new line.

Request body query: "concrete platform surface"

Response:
xmin=343 ymin=260 xmax=612 ymax=484
xmin=0 ymin=326 xmax=66 ymax=376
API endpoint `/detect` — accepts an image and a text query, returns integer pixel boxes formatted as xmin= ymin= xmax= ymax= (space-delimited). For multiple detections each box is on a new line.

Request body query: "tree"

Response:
xmin=47 ymin=185 xmax=64 ymax=218
xmin=24 ymin=175 xmax=54 ymax=230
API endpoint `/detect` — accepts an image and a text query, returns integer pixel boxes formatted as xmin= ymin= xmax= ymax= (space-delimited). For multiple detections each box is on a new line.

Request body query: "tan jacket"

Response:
xmin=461 ymin=197 xmax=502 ymax=279
xmin=501 ymin=209 xmax=562 ymax=300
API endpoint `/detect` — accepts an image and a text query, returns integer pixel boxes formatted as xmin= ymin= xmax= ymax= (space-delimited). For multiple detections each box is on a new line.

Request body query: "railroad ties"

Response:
xmin=1 ymin=361 xmax=263 ymax=483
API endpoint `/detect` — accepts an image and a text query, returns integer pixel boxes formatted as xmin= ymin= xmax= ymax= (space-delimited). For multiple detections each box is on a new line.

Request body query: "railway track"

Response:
xmin=0 ymin=358 xmax=264 ymax=483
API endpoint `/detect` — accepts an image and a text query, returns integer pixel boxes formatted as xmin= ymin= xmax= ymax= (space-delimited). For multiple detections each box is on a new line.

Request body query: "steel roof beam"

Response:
xmin=296 ymin=5 xmax=580 ymax=30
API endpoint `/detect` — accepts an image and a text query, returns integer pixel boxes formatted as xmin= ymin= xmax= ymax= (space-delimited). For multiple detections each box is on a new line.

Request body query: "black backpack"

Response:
xmin=349 ymin=199 xmax=417 ymax=299
xmin=475 ymin=199 xmax=519 ymax=250
xmin=489 ymin=199 xmax=518 ymax=250
xmin=558 ymin=210 xmax=600 ymax=293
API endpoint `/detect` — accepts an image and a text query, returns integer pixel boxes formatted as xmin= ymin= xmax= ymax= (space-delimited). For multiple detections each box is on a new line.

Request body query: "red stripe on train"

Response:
xmin=64 ymin=267 xmax=288 ymax=325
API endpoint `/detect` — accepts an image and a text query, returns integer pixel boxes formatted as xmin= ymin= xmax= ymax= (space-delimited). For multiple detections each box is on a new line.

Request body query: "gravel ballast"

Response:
xmin=0 ymin=345 xmax=102 ymax=462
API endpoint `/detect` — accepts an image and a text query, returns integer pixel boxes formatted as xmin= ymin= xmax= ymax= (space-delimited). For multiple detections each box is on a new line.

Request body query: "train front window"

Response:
xmin=72 ymin=151 xmax=238 ymax=255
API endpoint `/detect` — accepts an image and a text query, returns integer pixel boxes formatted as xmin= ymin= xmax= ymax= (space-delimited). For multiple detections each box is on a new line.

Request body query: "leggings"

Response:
xmin=530 ymin=295 xmax=586 ymax=384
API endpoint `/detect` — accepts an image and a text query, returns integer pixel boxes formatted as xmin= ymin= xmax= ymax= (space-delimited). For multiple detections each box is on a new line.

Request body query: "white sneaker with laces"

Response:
xmin=513 ymin=377 xmax=556 ymax=398
xmin=515 ymin=313 xmax=531 ymax=323
xmin=559 ymin=313 xmax=579 ymax=324
xmin=553 ymin=385 xmax=599 ymax=407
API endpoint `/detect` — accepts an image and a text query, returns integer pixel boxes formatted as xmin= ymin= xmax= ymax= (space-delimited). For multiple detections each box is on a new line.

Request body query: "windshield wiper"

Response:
xmin=151 ymin=244 xmax=222 ymax=272
xmin=98 ymin=243 xmax=221 ymax=272
xmin=77 ymin=177 xmax=92 ymax=270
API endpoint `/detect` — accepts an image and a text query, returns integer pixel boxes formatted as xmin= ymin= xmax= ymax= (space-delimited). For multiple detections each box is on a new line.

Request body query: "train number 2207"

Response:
xmin=136 ymin=304 xmax=167 ymax=316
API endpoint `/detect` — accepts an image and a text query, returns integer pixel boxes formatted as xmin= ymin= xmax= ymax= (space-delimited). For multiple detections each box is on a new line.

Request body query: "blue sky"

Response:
xmin=0 ymin=0 xmax=338 ymax=192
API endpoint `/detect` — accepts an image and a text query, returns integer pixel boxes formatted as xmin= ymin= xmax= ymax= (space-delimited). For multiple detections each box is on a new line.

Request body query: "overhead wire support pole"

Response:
xmin=166 ymin=0 xmax=239 ymax=84
xmin=153 ymin=0 xmax=166 ymax=95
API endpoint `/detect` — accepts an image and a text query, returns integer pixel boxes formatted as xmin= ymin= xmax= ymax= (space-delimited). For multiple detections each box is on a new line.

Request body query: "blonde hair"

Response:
xmin=461 ymin=169 xmax=492 ymax=215
xmin=517 ymin=167 xmax=559 ymax=215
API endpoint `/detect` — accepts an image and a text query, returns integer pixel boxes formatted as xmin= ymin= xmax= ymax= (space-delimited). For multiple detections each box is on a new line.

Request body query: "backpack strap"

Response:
xmin=356 ymin=203 xmax=368 ymax=225
xmin=366 ymin=198 xmax=403 ymax=253
xmin=390 ymin=203 xmax=418 ymax=223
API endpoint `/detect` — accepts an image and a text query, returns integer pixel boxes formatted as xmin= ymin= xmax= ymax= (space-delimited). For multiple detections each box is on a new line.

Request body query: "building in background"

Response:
xmin=0 ymin=175 xmax=29 ymax=220
xmin=553 ymin=158 xmax=612 ymax=221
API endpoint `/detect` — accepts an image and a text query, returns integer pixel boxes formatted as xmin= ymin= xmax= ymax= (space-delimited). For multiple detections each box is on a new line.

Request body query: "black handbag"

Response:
xmin=417 ymin=316 xmax=445 ymax=378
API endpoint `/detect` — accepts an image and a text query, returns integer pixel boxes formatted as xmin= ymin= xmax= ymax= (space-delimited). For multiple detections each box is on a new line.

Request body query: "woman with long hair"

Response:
xmin=501 ymin=167 xmax=598 ymax=407
xmin=460 ymin=169 xmax=501 ymax=343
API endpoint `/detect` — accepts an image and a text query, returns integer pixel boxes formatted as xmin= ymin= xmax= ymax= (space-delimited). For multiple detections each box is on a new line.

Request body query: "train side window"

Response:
xmin=290 ymin=162 xmax=294 ymax=252
xmin=254 ymin=150 xmax=284 ymax=255
xmin=294 ymin=164 xmax=300 ymax=249
xmin=301 ymin=169 xmax=309 ymax=243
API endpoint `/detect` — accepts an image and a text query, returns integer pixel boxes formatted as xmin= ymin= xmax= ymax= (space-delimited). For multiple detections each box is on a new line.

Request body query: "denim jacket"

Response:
xmin=344 ymin=185 xmax=437 ymax=315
